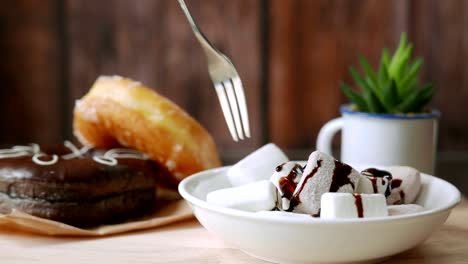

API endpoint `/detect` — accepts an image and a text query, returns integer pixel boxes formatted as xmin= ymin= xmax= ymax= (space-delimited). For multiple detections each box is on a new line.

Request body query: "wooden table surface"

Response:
xmin=1 ymin=200 xmax=468 ymax=264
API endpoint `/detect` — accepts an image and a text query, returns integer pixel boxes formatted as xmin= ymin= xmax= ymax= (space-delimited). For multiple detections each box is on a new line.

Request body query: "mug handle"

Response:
xmin=316 ymin=118 xmax=343 ymax=156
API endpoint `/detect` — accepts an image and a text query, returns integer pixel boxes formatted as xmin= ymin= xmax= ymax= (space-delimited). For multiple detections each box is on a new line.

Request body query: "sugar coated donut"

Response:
xmin=73 ymin=76 xmax=221 ymax=186
xmin=0 ymin=142 xmax=165 ymax=227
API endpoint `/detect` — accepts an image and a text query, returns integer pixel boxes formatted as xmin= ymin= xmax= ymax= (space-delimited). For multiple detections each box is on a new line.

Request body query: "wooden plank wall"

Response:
xmin=0 ymin=1 xmax=63 ymax=144
xmin=269 ymin=1 xmax=409 ymax=149
xmin=0 ymin=0 xmax=466 ymax=158
xmin=411 ymin=0 xmax=468 ymax=150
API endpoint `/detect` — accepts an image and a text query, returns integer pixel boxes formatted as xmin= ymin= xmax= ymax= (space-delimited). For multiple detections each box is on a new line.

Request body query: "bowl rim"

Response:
xmin=178 ymin=166 xmax=461 ymax=225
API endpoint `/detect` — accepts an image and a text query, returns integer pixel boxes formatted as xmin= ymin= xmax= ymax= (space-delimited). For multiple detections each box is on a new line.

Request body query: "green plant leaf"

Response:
xmin=350 ymin=66 xmax=384 ymax=113
xmin=378 ymin=49 xmax=390 ymax=86
xmin=382 ymin=79 xmax=399 ymax=111
xmin=365 ymin=89 xmax=385 ymax=113
xmin=357 ymin=58 xmax=397 ymax=112
xmin=339 ymin=81 xmax=369 ymax=112
xmin=407 ymin=84 xmax=435 ymax=112
xmin=400 ymin=78 xmax=417 ymax=99
xmin=350 ymin=67 xmax=372 ymax=94
xmin=339 ymin=32 xmax=433 ymax=114
xmin=396 ymin=84 xmax=434 ymax=113
xmin=399 ymin=58 xmax=424 ymax=98
xmin=349 ymin=67 xmax=386 ymax=113
xmin=389 ymin=33 xmax=408 ymax=79
xmin=359 ymin=57 xmax=380 ymax=90
xmin=394 ymin=44 xmax=414 ymax=93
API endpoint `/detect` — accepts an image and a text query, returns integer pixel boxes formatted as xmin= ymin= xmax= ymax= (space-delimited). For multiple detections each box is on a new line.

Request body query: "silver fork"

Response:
xmin=178 ymin=0 xmax=250 ymax=141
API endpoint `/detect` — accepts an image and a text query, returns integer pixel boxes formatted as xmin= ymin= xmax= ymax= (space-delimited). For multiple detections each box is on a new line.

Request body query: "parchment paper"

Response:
xmin=0 ymin=189 xmax=194 ymax=236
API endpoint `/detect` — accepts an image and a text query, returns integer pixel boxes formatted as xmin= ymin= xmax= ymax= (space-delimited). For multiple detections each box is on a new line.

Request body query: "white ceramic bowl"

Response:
xmin=178 ymin=166 xmax=461 ymax=264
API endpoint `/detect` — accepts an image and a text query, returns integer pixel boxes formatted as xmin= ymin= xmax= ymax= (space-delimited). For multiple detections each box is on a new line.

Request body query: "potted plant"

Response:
xmin=317 ymin=33 xmax=439 ymax=174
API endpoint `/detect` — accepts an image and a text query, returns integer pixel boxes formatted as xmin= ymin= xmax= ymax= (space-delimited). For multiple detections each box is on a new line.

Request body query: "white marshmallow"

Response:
xmin=384 ymin=166 xmax=421 ymax=204
xmin=270 ymin=161 xmax=303 ymax=210
xmin=255 ymin=210 xmax=313 ymax=220
xmin=388 ymin=204 xmax=425 ymax=216
xmin=321 ymin=193 xmax=388 ymax=219
xmin=227 ymin=143 xmax=288 ymax=187
xmin=291 ymin=151 xmax=360 ymax=215
xmin=206 ymin=180 xmax=277 ymax=212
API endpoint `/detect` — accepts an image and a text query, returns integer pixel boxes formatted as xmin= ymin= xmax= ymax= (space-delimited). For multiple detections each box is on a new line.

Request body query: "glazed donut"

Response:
xmin=0 ymin=142 xmax=166 ymax=227
xmin=73 ymin=76 xmax=221 ymax=186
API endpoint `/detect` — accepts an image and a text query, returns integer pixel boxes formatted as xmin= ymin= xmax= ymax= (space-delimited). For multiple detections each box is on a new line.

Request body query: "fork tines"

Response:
xmin=214 ymin=77 xmax=250 ymax=141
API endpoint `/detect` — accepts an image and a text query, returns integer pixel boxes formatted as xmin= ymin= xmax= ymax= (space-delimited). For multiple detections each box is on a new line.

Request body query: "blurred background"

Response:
xmin=0 ymin=1 xmax=467 ymax=192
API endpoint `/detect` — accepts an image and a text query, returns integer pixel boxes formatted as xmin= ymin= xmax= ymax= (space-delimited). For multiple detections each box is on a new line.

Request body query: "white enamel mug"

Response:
xmin=317 ymin=105 xmax=440 ymax=174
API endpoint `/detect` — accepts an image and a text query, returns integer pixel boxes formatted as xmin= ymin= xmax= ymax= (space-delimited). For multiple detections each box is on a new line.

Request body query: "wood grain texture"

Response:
xmin=268 ymin=0 xmax=408 ymax=149
xmin=67 ymin=0 xmax=263 ymax=156
xmin=1 ymin=200 xmax=468 ymax=263
xmin=0 ymin=0 xmax=62 ymax=145
xmin=411 ymin=0 xmax=468 ymax=150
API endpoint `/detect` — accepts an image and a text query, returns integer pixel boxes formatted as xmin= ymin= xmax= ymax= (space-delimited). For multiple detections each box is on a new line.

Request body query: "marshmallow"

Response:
xmin=290 ymin=151 xmax=360 ymax=215
xmin=321 ymin=193 xmax=388 ymax=219
xmin=270 ymin=161 xmax=304 ymax=210
xmin=384 ymin=166 xmax=421 ymax=204
xmin=206 ymin=180 xmax=277 ymax=212
xmin=227 ymin=143 xmax=288 ymax=187
xmin=388 ymin=204 xmax=425 ymax=216
xmin=256 ymin=210 xmax=313 ymax=220
xmin=356 ymin=168 xmax=392 ymax=196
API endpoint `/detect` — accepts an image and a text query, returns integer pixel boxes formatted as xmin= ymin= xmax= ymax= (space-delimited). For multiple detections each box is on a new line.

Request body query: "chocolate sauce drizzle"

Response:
xmin=362 ymin=168 xmax=393 ymax=196
xmin=391 ymin=179 xmax=402 ymax=189
xmin=361 ymin=168 xmax=392 ymax=178
xmin=311 ymin=208 xmax=320 ymax=218
xmin=278 ymin=164 xmax=303 ymax=199
xmin=275 ymin=163 xmax=285 ymax=172
xmin=288 ymin=160 xmax=322 ymax=211
xmin=399 ymin=190 xmax=405 ymax=203
xmin=329 ymin=160 xmax=354 ymax=192
xmin=391 ymin=179 xmax=404 ymax=202
xmin=352 ymin=193 xmax=364 ymax=218
xmin=369 ymin=178 xmax=378 ymax=193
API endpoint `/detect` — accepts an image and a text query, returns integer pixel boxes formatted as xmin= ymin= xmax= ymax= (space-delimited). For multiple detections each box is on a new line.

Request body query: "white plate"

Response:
xmin=178 ymin=166 xmax=461 ymax=264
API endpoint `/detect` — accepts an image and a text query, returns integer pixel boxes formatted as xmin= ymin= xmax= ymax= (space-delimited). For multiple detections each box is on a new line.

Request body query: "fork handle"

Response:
xmin=178 ymin=0 xmax=219 ymax=60
xmin=178 ymin=0 xmax=201 ymax=35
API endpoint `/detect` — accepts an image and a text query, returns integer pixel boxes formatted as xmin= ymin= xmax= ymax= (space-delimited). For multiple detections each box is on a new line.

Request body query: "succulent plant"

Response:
xmin=340 ymin=33 xmax=434 ymax=114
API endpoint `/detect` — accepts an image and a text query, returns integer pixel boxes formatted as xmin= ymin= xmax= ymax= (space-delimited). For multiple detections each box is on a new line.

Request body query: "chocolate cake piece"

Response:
xmin=0 ymin=143 xmax=167 ymax=227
